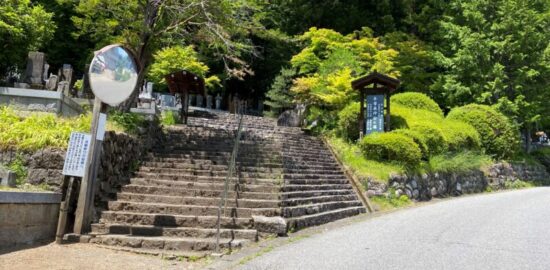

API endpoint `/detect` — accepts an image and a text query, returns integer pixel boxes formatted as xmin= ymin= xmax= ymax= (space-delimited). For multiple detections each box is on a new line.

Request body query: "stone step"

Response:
xmin=130 ymin=178 xmax=279 ymax=192
xmin=117 ymin=193 xmax=280 ymax=208
xmin=284 ymin=174 xmax=346 ymax=180
xmin=91 ymin=223 xmax=258 ymax=240
xmin=282 ymin=194 xmax=359 ymax=207
xmin=137 ymin=167 xmax=282 ymax=179
xmin=121 ymin=185 xmax=280 ymax=200
xmin=99 ymin=211 xmax=254 ymax=229
xmin=107 ymin=200 xmax=280 ymax=218
xmin=286 ymin=207 xmax=366 ymax=231
xmin=141 ymin=162 xmax=283 ymax=173
xmin=282 ymin=200 xmax=363 ymax=218
xmin=132 ymin=172 xmax=282 ymax=184
xmin=89 ymin=234 xmax=248 ymax=252
xmin=143 ymin=157 xmax=283 ymax=168
xmin=281 ymin=184 xmax=353 ymax=192
xmin=284 ymin=178 xmax=351 ymax=185
xmin=281 ymin=189 xmax=355 ymax=200
xmin=149 ymin=153 xmax=282 ymax=164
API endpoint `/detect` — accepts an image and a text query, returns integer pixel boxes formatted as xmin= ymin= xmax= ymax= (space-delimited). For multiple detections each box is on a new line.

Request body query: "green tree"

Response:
xmin=264 ymin=67 xmax=296 ymax=116
xmin=0 ymin=0 xmax=55 ymax=79
xmin=148 ymin=45 xmax=220 ymax=92
xmin=431 ymin=0 xmax=550 ymax=148
xmin=71 ymin=0 xmax=260 ymax=110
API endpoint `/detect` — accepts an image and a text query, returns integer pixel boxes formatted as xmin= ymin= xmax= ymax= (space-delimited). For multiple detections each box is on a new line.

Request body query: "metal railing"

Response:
xmin=215 ymin=110 xmax=245 ymax=254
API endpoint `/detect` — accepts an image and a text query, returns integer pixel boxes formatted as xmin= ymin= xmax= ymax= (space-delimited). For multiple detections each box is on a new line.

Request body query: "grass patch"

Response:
xmin=161 ymin=110 xmax=180 ymax=126
xmin=326 ymin=136 xmax=405 ymax=183
xmin=504 ymin=180 xmax=535 ymax=190
xmin=370 ymin=191 xmax=412 ymax=211
xmin=4 ymin=153 xmax=27 ymax=185
xmin=428 ymin=151 xmax=492 ymax=174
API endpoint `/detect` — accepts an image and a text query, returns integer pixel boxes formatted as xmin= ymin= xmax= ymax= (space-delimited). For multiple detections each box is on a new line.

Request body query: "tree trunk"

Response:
xmin=524 ymin=125 xmax=532 ymax=153
xmin=120 ymin=0 xmax=162 ymax=112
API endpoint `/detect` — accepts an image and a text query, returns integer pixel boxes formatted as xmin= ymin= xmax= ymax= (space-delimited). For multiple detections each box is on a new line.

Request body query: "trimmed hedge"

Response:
xmin=359 ymin=132 xmax=421 ymax=166
xmin=391 ymin=92 xmax=443 ymax=116
xmin=390 ymin=104 xmax=443 ymax=129
xmin=392 ymin=129 xmax=429 ymax=159
xmin=410 ymin=122 xmax=447 ymax=156
xmin=337 ymin=102 xmax=360 ymax=141
xmin=441 ymin=120 xmax=481 ymax=152
xmin=447 ymin=104 xmax=519 ymax=159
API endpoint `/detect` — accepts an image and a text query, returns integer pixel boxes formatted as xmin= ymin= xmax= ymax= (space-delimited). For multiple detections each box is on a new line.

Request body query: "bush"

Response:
xmin=161 ymin=110 xmax=180 ymax=126
xmin=391 ymin=92 xmax=443 ymax=116
xmin=392 ymin=129 xmax=429 ymax=159
xmin=0 ymin=107 xmax=90 ymax=151
xmin=429 ymin=151 xmax=492 ymax=174
xmin=410 ymin=122 xmax=447 ymax=156
xmin=337 ymin=102 xmax=360 ymax=141
xmin=359 ymin=132 xmax=421 ymax=166
xmin=447 ymin=104 xmax=519 ymax=159
xmin=441 ymin=120 xmax=481 ymax=152
xmin=109 ymin=111 xmax=146 ymax=134
xmin=390 ymin=104 xmax=443 ymax=129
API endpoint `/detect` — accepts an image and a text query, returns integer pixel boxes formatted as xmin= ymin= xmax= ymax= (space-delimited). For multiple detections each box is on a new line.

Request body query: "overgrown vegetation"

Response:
xmin=370 ymin=190 xmax=413 ymax=211
xmin=160 ymin=110 xmax=180 ymax=126
xmin=108 ymin=111 xmax=147 ymax=135
xmin=428 ymin=152 xmax=492 ymax=174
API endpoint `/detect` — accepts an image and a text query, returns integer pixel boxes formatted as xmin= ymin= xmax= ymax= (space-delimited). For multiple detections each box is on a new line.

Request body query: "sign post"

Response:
xmin=365 ymin=94 xmax=385 ymax=135
xmin=71 ymin=45 xmax=138 ymax=234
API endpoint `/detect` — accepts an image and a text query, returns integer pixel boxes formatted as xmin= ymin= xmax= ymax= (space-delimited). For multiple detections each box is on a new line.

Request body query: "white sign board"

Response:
xmin=62 ymin=132 xmax=92 ymax=177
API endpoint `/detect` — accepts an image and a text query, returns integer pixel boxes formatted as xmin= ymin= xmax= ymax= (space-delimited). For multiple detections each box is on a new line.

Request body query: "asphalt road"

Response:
xmin=239 ymin=188 xmax=550 ymax=270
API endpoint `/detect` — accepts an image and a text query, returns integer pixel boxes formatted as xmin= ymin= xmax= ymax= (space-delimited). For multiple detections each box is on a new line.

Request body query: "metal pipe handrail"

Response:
xmin=215 ymin=110 xmax=245 ymax=254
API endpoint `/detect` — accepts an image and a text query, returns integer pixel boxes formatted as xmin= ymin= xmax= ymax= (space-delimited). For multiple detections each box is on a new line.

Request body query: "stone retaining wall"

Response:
xmin=368 ymin=162 xmax=549 ymax=201
xmin=0 ymin=116 xmax=162 ymax=222
xmin=0 ymin=191 xmax=61 ymax=248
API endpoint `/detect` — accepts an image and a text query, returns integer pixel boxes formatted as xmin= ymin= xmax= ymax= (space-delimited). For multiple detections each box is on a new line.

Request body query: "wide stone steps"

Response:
xmin=130 ymin=178 xmax=279 ymax=192
xmin=137 ymin=167 xmax=281 ymax=179
xmin=107 ymin=201 xmax=279 ymax=218
xmin=282 ymin=201 xmax=363 ymax=218
xmin=286 ymin=207 xmax=366 ymax=231
xmin=117 ymin=193 xmax=280 ymax=208
xmin=281 ymin=189 xmax=355 ymax=200
xmin=99 ymin=211 xmax=254 ymax=229
xmin=90 ymin=234 xmax=248 ymax=253
xmin=91 ymin=223 xmax=258 ymax=240
xmin=141 ymin=161 xmax=283 ymax=173
xmin=132 ymin=172 xmax=282 ymax=184
xmin=120 ymin=185 xmax=280 ymax=200
xmin=281 ymin=194 xmax=360 ymax=207
xmin=143 ymin=157 xmax=283 ymax=168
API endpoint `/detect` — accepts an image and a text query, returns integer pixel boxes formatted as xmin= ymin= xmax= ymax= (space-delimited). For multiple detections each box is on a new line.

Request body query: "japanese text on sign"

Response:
xmin=366 ymin=95 xmax=385 ymax=135
xmin=62 ymin=132 xmax=91 ymax=177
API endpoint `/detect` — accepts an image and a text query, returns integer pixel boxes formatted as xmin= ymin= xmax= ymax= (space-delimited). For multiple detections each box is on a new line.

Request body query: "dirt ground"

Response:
xmin=0 ymin=242 xmax=207 ymax=270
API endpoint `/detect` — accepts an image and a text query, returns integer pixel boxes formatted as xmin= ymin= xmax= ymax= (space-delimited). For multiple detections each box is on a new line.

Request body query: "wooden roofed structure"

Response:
xmin=351 ymin=71 xmax=400 ymax=137
xmin=165 ymin=70 xmax=206 ymax=124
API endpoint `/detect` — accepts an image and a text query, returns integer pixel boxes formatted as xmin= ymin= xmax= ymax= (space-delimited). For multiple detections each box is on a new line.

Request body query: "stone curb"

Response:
xmin=0 ymin=191 xmax=62 ymax=204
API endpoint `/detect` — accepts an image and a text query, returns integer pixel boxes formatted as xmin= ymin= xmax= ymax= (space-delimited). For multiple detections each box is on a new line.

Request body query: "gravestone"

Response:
xmin=160 ymin=94 xmax=176 ymax=108
xmin=21 ymin=52 xmax=47 ymax=87
xmin=0 ymin=167 xmax=16 ymax=187
xmin=206 ymin=95 xmax=213 ymax=109
xmin=196 ymin=95 xmax=203 ymax=107
xmin=45 ymin=75 xmax=58 ymax=90
xmin=57 ymin=81 xmax=70 ymax=96
xmin=215 ymin=94 xmax=222 ymax=110
xmin=189 ymin=94 xmax=196 ymax=106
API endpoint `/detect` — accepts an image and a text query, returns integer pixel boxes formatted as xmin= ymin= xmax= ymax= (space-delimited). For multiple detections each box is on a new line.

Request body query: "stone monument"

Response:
xmin=206 ymin=95 xmax=213 ymax=109
xmin=19 ymin=51 xmax=47 ymax=88
xmin=215 ymin=94 xmax=222 ymax=110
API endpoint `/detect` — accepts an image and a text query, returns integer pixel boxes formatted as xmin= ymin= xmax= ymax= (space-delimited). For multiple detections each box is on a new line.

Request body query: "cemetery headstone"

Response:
xmin=21 ymin=52 xmax=47 ymax=87
xmin=215 ymin=94 xmax=222 ymax=110
xmin=196 ymin=95 xmax=204 ymax=107
xmin=206 ymin=95 xmax=213 ymax=109
xmin=45 ymin=75 xmax=58 ymax=90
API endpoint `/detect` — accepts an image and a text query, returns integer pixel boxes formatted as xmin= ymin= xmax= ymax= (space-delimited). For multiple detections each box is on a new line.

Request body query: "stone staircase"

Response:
xmin=89 ymin=110 xmax=365 ymax=256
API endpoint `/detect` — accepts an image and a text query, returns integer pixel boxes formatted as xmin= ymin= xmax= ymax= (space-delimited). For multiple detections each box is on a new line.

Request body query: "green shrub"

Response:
xmin=0 ymin=107 xmax=90 ymax=151
xmin=447 ymin=104 xmax=520 ymax=159
xmin=410 ymin=122 xmax=447 ymax=156
xmin=429 ymin=151 xmax=492 ymax=174
xmin=337 ymin=102 xmax=360 ymax=141
xmin=359 ymin=132 xmax=421 ymax=166
xmin=441 ymin=120 xmax=481 ymax=151
xmin=392 ymin=129 xmax=429 ymax=159
xmin=161 ymin=110 xmax=180 ymax=126
xmin=390 ymin=104 xmax=443 ymax=129
xmin=109 ymin=111 xmax=146 ymax=134
xmin=391 ymin=92 xmax=443 ymax=116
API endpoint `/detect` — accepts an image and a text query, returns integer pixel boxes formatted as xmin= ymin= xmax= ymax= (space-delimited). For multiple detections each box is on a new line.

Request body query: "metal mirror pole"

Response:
xmin=74 ymin=97 xmax=103 ymax=234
